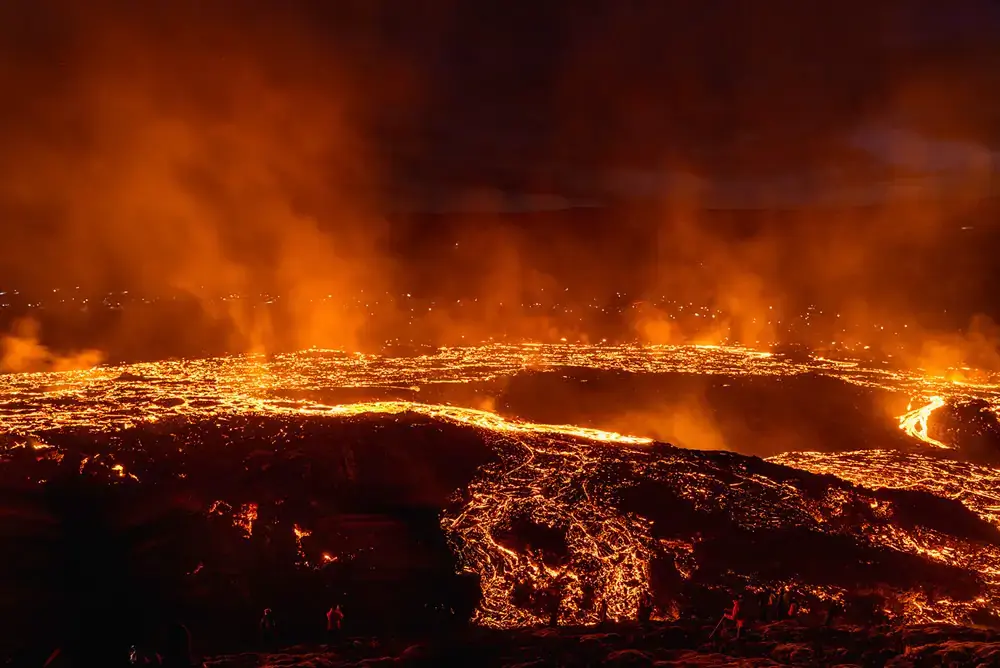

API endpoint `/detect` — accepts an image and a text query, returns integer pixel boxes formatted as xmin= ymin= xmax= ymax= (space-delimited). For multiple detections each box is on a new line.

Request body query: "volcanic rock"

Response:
xmin=201 ymin=621 xmax=1000 ymax=667
xmin=0 ymin=411 xmax=998 ymax=660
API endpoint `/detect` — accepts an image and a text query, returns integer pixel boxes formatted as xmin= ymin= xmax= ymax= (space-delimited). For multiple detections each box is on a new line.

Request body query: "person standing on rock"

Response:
xmin=545 ymin=584 xmax=563 ymax=627
xmin=723 ymin=596 xmax=745 ymax=639
xmin=757 ymin=589 xmax=771 ymax=622
xmin=824 ymin=599 xmax=843 ymax=627
xmin=637 ymin=591 xmax=654 ymax=624
xmin=780 ymin=589 xmax=792 ymax=618
xmin=326 ymin=604 xmax=344 ymax=641
xmin=259 ymin=608 xmax=277 ymax=648
xmin=786 ymin=595 xmax=798 ymax=618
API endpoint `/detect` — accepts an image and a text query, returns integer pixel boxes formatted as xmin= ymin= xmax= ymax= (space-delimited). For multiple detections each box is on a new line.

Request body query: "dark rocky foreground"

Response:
xmin=1 ymin=410 xmax=999 ymax=663
xmin=202 ymin=621 xmax=1000 ymax=667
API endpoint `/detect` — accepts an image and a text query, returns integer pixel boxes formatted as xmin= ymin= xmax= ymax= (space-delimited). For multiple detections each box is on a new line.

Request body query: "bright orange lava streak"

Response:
xmin=897 ymin=396 xmax=950 ymax=449
xmin=291 ymin=401 xmax=652 ymax=445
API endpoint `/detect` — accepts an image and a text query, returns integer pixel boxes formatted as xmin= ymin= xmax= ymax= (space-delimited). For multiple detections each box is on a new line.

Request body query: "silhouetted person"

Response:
xmin=824 ymin=600 xmax=843 ymax=627
xmin=598 ymin=599 xmax=609 ymax=626
xmin=259 ymin=608 xmax=277 ymax=647
xmin=546 ymin=585 xmax=562 ymax=627
xmin=757 ymin=589 xmax=771 ymax=622
xmin=159 ymin=623 xmax=197 ymax=668
xmin=723 ymin=597 xmax=745 ymax=639
xmin=637 ymin=591 xmax=653 ymax=624
xmin=326 ymin=605 xmax=344 ymax=641
xmin=787 ymin=598 xmax=798 ymax=618
xmin=780 ymin=589 xmax=792 ymax=618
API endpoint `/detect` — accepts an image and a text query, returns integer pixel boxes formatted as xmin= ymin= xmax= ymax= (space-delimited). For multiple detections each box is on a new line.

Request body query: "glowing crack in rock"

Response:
xmin=770 ymin=449 xmax=1000 ymax=625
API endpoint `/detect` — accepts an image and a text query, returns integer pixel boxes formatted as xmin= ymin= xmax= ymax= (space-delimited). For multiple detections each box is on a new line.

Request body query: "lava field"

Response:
xmin=1 ymin=343 xmax=1000 ymax=659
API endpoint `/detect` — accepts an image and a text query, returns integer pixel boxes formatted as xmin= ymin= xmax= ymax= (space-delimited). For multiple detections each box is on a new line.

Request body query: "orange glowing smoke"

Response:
xmin=0 ymin=319 xmax=103 ymax=374
xmin=0 ymin=2 xmax=427 ymax=355
xmin=0 ymin=3 xmax=995 ymax=361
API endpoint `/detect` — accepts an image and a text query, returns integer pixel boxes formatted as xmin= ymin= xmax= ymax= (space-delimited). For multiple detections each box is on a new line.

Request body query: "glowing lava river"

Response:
xmin=3 ymin=343 xmax=1000 ymax=633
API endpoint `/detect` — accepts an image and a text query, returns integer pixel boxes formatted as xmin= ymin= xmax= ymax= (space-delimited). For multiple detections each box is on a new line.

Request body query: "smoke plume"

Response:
xmin=0 ymin=318 xmax=102 ymax=373
xmin=0 ymin=1 xmax=429 ymax=355
xmin=1 ymin=1 xmax=999 ymax=364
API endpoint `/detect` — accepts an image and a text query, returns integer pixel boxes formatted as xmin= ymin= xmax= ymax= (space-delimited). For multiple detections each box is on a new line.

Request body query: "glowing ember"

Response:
xmin=293 ymin=524 xmax=312 ymax=565
xmin=234 ymin=503 xmax=258 ymax=538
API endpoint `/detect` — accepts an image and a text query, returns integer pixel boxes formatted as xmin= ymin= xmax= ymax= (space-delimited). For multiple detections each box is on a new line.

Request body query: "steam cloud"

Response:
xmin=0 ymin=1 xmax=998 ymax=367
xmin=0 ymin=318 xmax=102 ymax=373
xmin=0 ymin=2 xmax=427 ymax=356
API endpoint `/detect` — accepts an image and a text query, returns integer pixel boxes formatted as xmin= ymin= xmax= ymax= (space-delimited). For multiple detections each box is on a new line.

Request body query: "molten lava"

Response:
xmin=2 ymin=343 xmax=1000 ymax=628
xmin=898 ymin=396 xmax=950 ymax=449
xmin=0 ymin=343 xmax=996 ymax=434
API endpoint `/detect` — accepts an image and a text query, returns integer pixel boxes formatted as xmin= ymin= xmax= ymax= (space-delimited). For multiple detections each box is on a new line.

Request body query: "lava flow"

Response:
xmin=898 ymin=396 xmax=950 ymax=448
xmin=0 ymin=343 xmax=997 ymax=435
xmin=771 ymin=449 xmax=1000 ymax=624
xmin=2 ymin=343 xmax=1000 ymax=629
